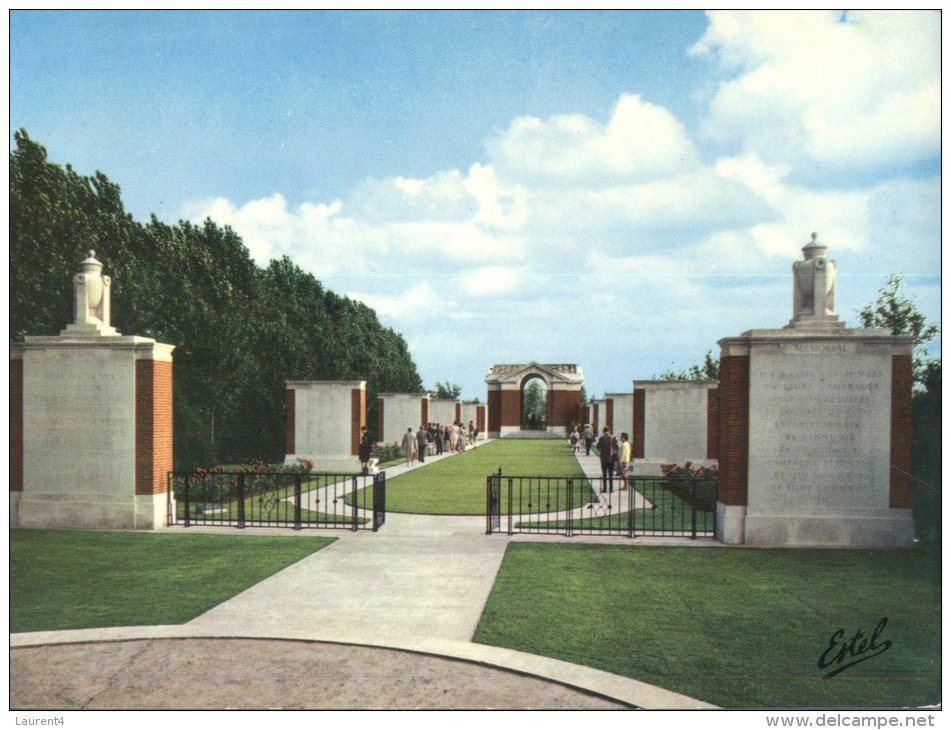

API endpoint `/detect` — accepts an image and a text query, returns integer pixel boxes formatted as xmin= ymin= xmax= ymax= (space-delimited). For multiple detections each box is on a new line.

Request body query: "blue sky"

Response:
xmin=10 ymin=10 xmax=941 ymax=400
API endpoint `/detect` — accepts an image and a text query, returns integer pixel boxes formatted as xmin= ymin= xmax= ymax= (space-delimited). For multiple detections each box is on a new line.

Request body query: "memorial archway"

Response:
xmin=521 ymin=375 xmax=548 ymax=431
xmin=485 ymin=362 xmax=584 ymax=438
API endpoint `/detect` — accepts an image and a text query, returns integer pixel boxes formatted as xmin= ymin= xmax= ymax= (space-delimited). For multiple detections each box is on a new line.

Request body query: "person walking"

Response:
xmin=597 ymin=426 xmax=616 ymax=493
xmin=358 ymin=425 xmax=373 ymax=475
xmin=618 ymin=432 xmax=631 ymax=490
xmin=401 ymin=427 xmax=416 ymax=466
xmin=416 ymin=426 xmax=428 ymax=463
xmin=583 ymin=423 xmax=594 ymax=456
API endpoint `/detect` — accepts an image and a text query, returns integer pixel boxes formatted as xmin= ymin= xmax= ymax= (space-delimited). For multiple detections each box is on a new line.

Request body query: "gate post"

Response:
xmin=236 ymin=473 xmax=246 ymax=528
xmin=183 ymin=475 xmax=191 ymax=528
xmin=691 ymin=481 xmax=698 ymax=539
xmin=506 ymin=475 xmax=513 ymax=536
xmin=294 ymin=476 xmax=302 ymax=530
xmin=566 ymin=478 xmax=573 ymax=538
xmin=351 ymin=476 xmax=359 ymax=531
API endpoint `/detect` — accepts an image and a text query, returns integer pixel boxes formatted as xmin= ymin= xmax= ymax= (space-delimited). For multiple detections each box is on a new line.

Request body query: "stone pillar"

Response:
xmin=11 ymin=252 xmax=174 ymax=529
xmin=633 ymin=381 xmax=719 ymax=464
xmin=430 ymin=398 xmax=459 ymax=426
xmin=716 ymin=236 xmax=914 ymax=547
xmin=607 ymin=393 xmax=634 ymax=441
xmin=284 ymin=381 xmax=366 ymax=472
xmin=378 ymin=393 xmax=430 ymax=444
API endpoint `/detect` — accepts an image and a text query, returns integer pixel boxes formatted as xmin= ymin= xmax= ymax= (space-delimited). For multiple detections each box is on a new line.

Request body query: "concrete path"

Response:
xmin=12 ymin=440 xmax=720 ymax=710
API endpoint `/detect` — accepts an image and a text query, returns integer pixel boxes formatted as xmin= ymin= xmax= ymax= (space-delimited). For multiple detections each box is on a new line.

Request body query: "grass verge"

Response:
xmin=349 ymin=439 xmax=592 ymax=515
xmin=11 ymin=529 xmax=335 ymax=632
xmin=474 ymin=543 xmax=940 ymax=708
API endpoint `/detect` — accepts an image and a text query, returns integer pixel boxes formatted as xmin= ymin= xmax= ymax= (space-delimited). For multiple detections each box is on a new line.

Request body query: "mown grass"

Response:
xmin=348 ymin=439 xmax=593 ymax=515
xmin=515 ymin=479 xmax=716 ymax=534
xmin=11 ymin=529 xmax=335 ymax=632
xmin=474 ymin=543 xmax=941 ymax=709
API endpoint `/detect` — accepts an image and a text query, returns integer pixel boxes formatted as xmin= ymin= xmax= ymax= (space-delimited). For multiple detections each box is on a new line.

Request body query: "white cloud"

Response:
xmin=691 ymin=10 xmax=940 ymax=168
xmin=458 ymin=266 xmax=520 ymax=296
xmin=347 ymin=282 xmax=441 ymax=320
xmin=487 ymin=93 xmax=699 ymax=184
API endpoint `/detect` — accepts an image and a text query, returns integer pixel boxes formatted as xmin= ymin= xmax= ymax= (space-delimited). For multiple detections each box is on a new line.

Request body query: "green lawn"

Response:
xmin=349 ymin=439 xmax=593 ymax=515
xmin=10 ymin=529 xmax=335 ymax=632
xmin=474 ymin=543 xmax=941 ymax=709
xmin=515 ymin=480 xmax=716 ymax=534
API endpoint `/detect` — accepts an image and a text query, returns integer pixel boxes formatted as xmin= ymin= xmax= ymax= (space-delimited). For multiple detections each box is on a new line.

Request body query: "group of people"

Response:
xmin=401 ymin=421 xmax=479 ymax=466
xmin=569 ymin=422 xmax=631 ymax=493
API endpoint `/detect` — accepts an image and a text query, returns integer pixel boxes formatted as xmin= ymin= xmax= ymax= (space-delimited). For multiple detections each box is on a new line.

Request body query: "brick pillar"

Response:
xmin=351 ymin=388 xmax=365 ymax=457
xmin=377 ymin=398 xmax=385 ymax=442
xmin=285 ymin=388 xmax=296 ymax=455
xmin=10 ymin=356 xmax=23 ymax=492
xmin=707 ymin=387 xmax=719 ymax=460
xmin=605 ymin=399 xmax=614 ymax=432
xmin=890 ymin=354 xmax=913 ymax=508
xmin=718 ymin=356 xmax=749 ymax=506
xmin=455 ymin=402 xmax=462 ymax=423
xmin=488 ymin=390 xmax=501 ymax=433
xmin=500 ymin=389 xmax=520 ymax=428
xmin=135 ymin=359 xmax=173 ymax=496
xmin=632 ymin=389 xmax=645 ymax=459
xmin=420 ymin=397 xmax=430 ymax=427
xmin=477 ymin=405 xmax=486 ymax=432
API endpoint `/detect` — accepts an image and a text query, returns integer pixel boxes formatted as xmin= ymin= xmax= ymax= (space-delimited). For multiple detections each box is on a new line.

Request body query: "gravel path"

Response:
xmin=11 ymin=638 xmax=630 ymax=710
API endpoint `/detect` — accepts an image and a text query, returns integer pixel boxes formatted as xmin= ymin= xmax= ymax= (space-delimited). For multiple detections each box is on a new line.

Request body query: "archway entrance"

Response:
xmin=485 ymin=363 xmax=584 ymax=438
xmin=521 ymin=375 xmax=548 ymax=431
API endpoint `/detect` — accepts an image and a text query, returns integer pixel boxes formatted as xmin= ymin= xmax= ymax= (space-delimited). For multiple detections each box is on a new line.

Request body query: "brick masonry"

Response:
xmin=707 ymin=388 xmax=719 ymax=460
xmin=476 ymin=404 xmax=486 ymax=432
xmin=351 ymin=388 xmax=365 ymax=457
xmin=632 ymin=389 xmax=645 ymax=459
xmin=717 ymin=355 xmax=749 ymax=506
xmin=488 ymin=390 xmax=501 ymax=433
xmin=10 ymin=357 xmax=23 ymax=492
xmin=284 ymin=388 xmax=296 ymax=455
xmin=548 ymin=389 xmax=581 ymax=429
xmin=890 ymin=354 xmax=913 ymax=509
xmin=604 ymin=398 xmax=614 ymax=432
xmin=377 ymin=398 xmax=385 ymax=442
xmin=135 ymin=359 xmax=173 ymax=496
xmin=500 ymin=389 xmax=520 ymax=427
xmin=420 ymin=398 xmax=430 ymax=428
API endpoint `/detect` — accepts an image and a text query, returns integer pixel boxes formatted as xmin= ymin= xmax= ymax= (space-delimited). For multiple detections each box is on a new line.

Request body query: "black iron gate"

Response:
xmin=167 ymin=469 xmax=386 ymax=531
xmin=484 ymin=471 xmax=716 ymax=539
xmin=485 ymin=468 xmax=502 ymax=534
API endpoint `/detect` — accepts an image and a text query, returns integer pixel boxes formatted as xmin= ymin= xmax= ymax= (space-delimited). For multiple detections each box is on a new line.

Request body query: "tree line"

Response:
xmin=10 ymin=130 xmax=423 ymax=468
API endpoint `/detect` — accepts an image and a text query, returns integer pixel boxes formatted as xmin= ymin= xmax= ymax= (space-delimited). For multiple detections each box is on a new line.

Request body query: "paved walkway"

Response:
xmin=12 ymin=440 xmax=719 ymax=710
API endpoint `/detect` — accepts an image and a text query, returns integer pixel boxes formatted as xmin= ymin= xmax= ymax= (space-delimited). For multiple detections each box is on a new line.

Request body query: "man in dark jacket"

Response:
xmin=597 ymin=426 xmax=616 ymax=493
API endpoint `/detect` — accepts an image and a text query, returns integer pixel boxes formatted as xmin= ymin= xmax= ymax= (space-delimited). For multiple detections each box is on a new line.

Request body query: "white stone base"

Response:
xmin=715 ymin=501 xmax=916 ymax=547
xmin=499 ymin=426 xmax=520 ymax=438
xmin=743 ymin=509 xmax=915 ymax=548
xmin=15 ymin=491 xmax=170 ymax=530
xmin=716 ymin=502 xmax=747 ymax=545
xmin=10 ymin=492 xmax=22 ymax=527
xmin=286 ymin=454 xmax=362 ymax=474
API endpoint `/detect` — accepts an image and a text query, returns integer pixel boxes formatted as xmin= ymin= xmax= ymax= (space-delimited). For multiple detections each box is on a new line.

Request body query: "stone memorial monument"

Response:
xmin=10 ymin=252 xmax=174 ymax=529
xmin=377 ymin=393 xmax=430 ymax=444
xmin=630 ymin=380 xmax=719 ymax=464
xmin=284 ymin=381 xmax=366 ymax=472
xmin=716 ymin=235 xmax=915 ymax=547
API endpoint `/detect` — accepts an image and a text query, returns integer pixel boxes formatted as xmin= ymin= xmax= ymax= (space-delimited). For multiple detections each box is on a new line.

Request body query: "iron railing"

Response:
xmin=486 ymin=470 xmax=716 ymax=538
xmin=167 ymin=470 xmax=386 ymax=531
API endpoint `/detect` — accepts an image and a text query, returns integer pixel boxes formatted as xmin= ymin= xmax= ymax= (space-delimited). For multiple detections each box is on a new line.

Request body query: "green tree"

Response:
xmin=523 ymin=379 xmax=547 ymax=430
xmin=433 ymin=381 xmax=462 ymax=399
xmin=656 ymin=349 xmax=720 ymax=381
xmin=11 ymin=131 xmax=424 ymax=468
xmin=857 ymin=274 xmax=940 ymax=387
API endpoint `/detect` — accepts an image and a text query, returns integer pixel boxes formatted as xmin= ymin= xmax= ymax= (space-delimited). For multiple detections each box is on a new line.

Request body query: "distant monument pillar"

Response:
xmin=716 ymin=235 xmax=914 ymax=547
xmin=11 ymin=252 xmax=174 ymax=529
xmin=285 ymin=381 xmax=366 ymax=472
